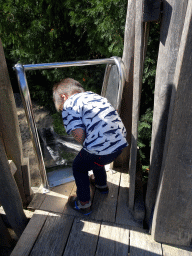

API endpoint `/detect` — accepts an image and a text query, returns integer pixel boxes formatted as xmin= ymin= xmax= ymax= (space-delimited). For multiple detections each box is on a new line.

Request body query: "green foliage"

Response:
xmin=65 ymin=0 xmax=127 ymax=57
xmin=0 ymin=0 xmax=127 ymax=108
xmin=138 ymin=108 xmax=153 ymax=167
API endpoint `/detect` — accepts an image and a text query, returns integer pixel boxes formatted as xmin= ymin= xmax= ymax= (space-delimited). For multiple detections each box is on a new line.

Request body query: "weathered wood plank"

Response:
xmin=116 ymin=173 xmax=143 ymax=228
xmin=96 ymin=222 xmax=129 ymax=256
xmin=0 ymin=206 xmax=34 ymax=220
xmin=51 ymin=180 xmax=75 ymax=196
xmin=130 ymin=230 xmax=162 ymax=255
xmin=11 ymin=210 xmax=49 ymax=256
xmin=39 ymin=190 xmax=70 ymax=213
xmin=63 ymin=218 xmax=100 ymax=256
xmin=0 ymin=137 xmax=28 ymax=238
xmin=91 ymin=171 xmax=120 ymax=222
xmin=162 ymin=244 xmax=192 ymax=256
xmin=143 ymin=0 xmax=161 ymax=22
xmin=146 ymin=0 xmax=189 ymax=227
xmin=129 ymin=0 xmax=146 ymax=211
xmin=0 ymin=39 xmax=26 ymax=204
xmin=116 ymin=0 xmax=135 ymax=167
xmin=29 ymin=182 xmax=75 ymax=213
xmin=0 ymin=215 xmax=13 ymax=247
xmin=27 ymin=192 xmax=46 ymax=210
xmin=151 ymin=1 xmax=192 ymax=246
xmin=30 ymin=214 xmax=74 ymax=256
xmin=21 ymin=157 xmax=33 ymax=203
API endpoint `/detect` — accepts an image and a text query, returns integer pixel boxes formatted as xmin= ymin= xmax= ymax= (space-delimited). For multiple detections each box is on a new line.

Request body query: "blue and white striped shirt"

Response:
xmin=62 ymin=92 xmax=128 ymax=155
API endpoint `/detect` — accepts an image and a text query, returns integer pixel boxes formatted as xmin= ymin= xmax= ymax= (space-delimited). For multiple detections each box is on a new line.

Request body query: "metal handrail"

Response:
xmin=14 ymin=57 xmax=125 ymax=191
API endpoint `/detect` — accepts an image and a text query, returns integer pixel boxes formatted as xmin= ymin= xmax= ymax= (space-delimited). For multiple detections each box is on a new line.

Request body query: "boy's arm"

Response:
xmin=71 ymin=128 xmax=86 ymax=145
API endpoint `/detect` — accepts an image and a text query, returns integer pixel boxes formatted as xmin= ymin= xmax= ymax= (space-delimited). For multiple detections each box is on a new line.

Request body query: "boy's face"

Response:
xmin=53 ymin=93 xmax=68 ymax=112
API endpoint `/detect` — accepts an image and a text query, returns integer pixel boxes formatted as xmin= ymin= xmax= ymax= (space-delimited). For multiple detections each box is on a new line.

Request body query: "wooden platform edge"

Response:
xmin=10 ymin=210 xmax=49 ymax=256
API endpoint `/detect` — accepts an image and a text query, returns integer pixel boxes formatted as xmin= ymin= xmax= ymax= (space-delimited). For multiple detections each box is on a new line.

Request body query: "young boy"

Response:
xmin=53 ymin=78 xmax=128 ymax=215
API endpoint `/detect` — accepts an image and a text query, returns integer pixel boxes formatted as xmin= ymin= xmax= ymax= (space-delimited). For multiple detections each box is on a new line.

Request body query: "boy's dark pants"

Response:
xmin=73 ymin=149 xmax=122 ymax=202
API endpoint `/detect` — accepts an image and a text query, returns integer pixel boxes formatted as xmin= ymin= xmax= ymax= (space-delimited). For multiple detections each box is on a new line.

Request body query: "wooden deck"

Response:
xmin=11 ymin=171 xmax=192 ymax=256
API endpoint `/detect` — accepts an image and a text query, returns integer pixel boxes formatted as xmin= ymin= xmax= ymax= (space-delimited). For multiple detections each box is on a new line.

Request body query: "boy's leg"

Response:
xmin=91 ymin=150 xmax=123 ymax=189
xmin=72 ymin=150 xmax=91 ymax=202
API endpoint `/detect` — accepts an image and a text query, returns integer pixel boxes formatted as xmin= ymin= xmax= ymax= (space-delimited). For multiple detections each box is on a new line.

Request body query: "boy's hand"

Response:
xmin=71 ymin=128 xmax=85 ymax=145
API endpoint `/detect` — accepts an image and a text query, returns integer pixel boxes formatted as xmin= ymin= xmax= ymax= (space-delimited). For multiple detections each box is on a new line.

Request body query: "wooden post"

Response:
xmin=0 ymin=39 xmax=26 ymax=205
xmin=0 ymin=215 xmax=13 ymax=247
xmin=0 ymin=137 xmax=28 ymax=238
xmin=151 ymin=1 xmax=192 ymax=245
xmin=114 ymin=0 xmax=136 ymax=168
xmin=145 ymin=0 xmax=189 ymax=226
xmin=128 ymin=0 xmax=148 ymax=211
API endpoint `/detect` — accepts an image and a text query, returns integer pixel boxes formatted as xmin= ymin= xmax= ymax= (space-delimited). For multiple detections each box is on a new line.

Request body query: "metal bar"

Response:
xmin=14 ymin=64 xmax=50 ymax=191
xmin=14 ymin=57 xmax=125 ymax=190
xmin=113 ymin=57 xmax=125 ymax=111
xmin=23 ymin=58 xmax=115 ymax=71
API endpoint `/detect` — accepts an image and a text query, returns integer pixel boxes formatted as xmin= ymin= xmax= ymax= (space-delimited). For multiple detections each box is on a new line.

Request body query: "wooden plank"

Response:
xmin=51 ymin=180 xmax=75 ymax=196
xmin=0 ymin=206 xmax=34 ymax=220
xmin=28 ymin=192 xmax=46 ymax=210
xmin=30 ymin=214 xmax=74 ymax=256
xmin=21 ymin=157 xmax=33 ymax=203
xmin=39 ymin=187 xmax=72 ymax=213
xmin=28 ymin=182 xmax=75 ymax=212
xmin=0 ymin=215 xmax=13 ymax=247
xmin=63 ymin=180 xmax=95 ymax=218
xmin=162 ymin=244 xmax=192 ymax=256
xmin=116 ymin=173 xmax=143 ymax=228
xmin=11 ymin=210 xmax=49 ymax=256
xmin=0 ymin=39 xmax=26 ymax=204
xmin=96 ymin=222 xmax=129 ymax=256
xmin=146 ymin=0 xmax=189 ymax=227
xmin=128 ymin=0 xmax=146 ymax=211
xmin=0 ymin=136 xmax=28 ymax=238
xmin=151 ymin=1 xmax=192 ymax=246
xmin=130 ymin=230 xmax=162 ymax=255
xmin=116 ymin=0 xmax=135 ymax=167
xmin=91 ymin=171 xmax=120 ymax=223
xmin=63 ymin=218 xmax=100 ymax=256
xmin=41 ymin=181 xmax=75 ymax=213
xmin=143 ymin=0 xmax=161 ymax=22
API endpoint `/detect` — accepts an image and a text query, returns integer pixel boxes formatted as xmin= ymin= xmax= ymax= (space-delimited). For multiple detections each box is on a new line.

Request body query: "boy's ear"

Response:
xmin=61 ymin=93 xmax=68 ymax=100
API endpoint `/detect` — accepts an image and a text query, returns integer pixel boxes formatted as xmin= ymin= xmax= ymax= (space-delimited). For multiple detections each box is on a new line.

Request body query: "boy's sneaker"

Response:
xmin=68 ymin=196 xmax=92 ymax=215
xmin=89 ymin=174 xmax=109 ymax=194
xmin=95 ymin=184 xmax=109 ymax=194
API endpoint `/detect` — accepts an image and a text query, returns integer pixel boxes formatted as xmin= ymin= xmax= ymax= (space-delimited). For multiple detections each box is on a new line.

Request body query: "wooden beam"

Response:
xmin=0 ymin=215 xmax=13 ymax=247
xmin=0 ymin=39 xmax=26 ymax=204
xmin=145 ymin=0 xmax=189 ymax=227
xmin=115 ymin=0 xmax=135 ymax=167
xmin=10 ymin=210 xmax=49 ymax=256
xmin=0 ymin=137 xmax=28 ymax=238
xmin=21 ymin=157 xmax=33 ymax=203
xmin=128 ymin=0 xmax=147 ymax=211
xmin=151 ymin=0 xmax=192 ymax=246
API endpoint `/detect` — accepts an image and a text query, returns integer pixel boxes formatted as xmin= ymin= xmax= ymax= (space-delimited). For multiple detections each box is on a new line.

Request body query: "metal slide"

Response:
xmin=14 ymin=57 xmax=125 ymax=192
